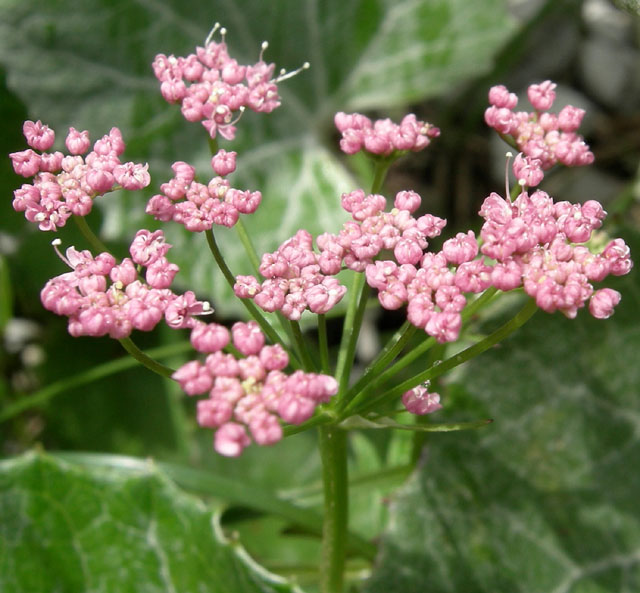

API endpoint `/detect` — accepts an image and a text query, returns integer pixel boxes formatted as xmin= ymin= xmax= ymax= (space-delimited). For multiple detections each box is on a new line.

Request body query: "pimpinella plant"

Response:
xmin=2 ymin=17 xmax=637 ymax=593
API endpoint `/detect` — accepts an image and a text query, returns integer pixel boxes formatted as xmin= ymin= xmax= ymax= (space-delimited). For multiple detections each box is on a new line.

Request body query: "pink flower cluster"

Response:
xmin=146 ymin=150 xmax=261 ymax=231
xmin=327 ymin=189 xmax=486 ymax=343
xmin=479 ymin=190 xmax=632 ymax=318
xmin=234 ymin=230 xmax=348 ymax=320
xmin=335 ymin=112 xmax=440 ymax=156
xmin=173 ymin=320 xmax=338 ymax=456
xmin=485 ymin=81 xmax=594 ymax=172
xmin=11 ymin=121 xmax=150 ymax=231
xmin=41 ymin=230 xmax=211 ymax=338
xmin=152 ymin=25 xmax=305 ymax=140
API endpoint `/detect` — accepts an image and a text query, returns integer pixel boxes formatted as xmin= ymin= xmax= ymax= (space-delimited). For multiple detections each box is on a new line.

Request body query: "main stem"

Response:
xmin=319 ymin=424 xmax=349 ymax=593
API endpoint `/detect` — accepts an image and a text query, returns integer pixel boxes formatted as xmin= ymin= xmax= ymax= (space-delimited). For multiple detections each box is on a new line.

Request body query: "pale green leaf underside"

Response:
xmin=0 ymin=452 xmax=301 ymax=593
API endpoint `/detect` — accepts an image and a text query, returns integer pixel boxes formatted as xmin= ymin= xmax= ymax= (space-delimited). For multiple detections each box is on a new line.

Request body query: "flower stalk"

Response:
xmin=318 ymin=424 xmax=349 ymax=593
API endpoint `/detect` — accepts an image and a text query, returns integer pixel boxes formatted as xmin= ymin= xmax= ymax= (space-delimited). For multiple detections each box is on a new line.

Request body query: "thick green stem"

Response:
xmin=318 ymin=424 xmax=349 ymax=593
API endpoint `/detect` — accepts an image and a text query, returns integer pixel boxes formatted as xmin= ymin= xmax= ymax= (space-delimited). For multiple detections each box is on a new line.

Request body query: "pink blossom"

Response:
xmin=402 ymin=385 xmax=442 ymax=415
xmin=214 ymin=422 xmax=251 ymax=457
xmin=65 ymin=128 xmax=91 ymax=155
xmin=232 ymin=321 xmax=265 ymax=355
xmin=190 ymin=321 xmax=230 ymax=353
xmin=129 ymin=229 xmax=170 ymax=266
xmin=589 ymin=288 xmax=621 ymax=319
xmin=197 ymin=398 xmax=233 ymax=428
xmin=512 ymin=153 xmax=544 ymax=187
xmin=113 ymin=162 xmax=151 ymax=190
xmin=23 ymin=120 xmax=55 ymax=151
xmin=172 ymin=360 xmax=213 ymax=395
xmin=527 ymin=80 xmax=556 ymax=111
xmin=211 ymin=149 xmax=237 ymax=176
xmin=394 ymin=190 xmax=422 ymax=213
xmin=488 ymin=85 xmax=518 ymax=109
xmin=10 ymin=150 xmax=41 ymax=177
xmin=442 ymin=231 xmax=478 ymax=265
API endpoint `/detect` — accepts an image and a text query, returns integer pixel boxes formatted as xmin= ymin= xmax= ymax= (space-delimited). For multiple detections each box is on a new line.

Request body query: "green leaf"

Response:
xmin=340 ymin=414 xmax=493 ymax=432
xmin=363 ymin=228 xmax=640 ymax=592
xmin=612 ymin=0 xmax=640 ymax=16
xmin=53 ymin=450 xmax=377 ymax=561
xmin=0 ymin=451 xmax=302 ymax=593
xmin=0 ymin=0 xmax=516 ymax=314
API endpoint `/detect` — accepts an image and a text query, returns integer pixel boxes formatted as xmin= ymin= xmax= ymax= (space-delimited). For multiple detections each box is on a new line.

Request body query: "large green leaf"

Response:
xmin=0 ymin=451 xmax=302 ymax=593
xmin=363 ymin=229 xmax=640 ymax=592
xmin=0 ymin=0 xmax=516 ymax=312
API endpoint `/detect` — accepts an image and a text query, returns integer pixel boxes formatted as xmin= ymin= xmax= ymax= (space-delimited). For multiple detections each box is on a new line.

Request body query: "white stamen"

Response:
xmin=205 ymin=22 xmax=221 ymax=46
xmin=259 ymin=41 xmax=269 ymax=62
xmin=505 ymin=151 xmax=513 ymax=199
xmin=274 ymin=61 xmax=310 ymax=83
xmin=51 ymin=238 xmax=72 ymax=268
xmin=225 ymin=105 xmax=246 ymax=128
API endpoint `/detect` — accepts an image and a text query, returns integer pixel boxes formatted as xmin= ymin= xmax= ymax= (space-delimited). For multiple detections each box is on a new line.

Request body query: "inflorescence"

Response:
xmin=152 ymin=23 xmax=308 ymax=140
xmin=10 ymin=122 xmax=150 ymax=231
xmin=9 ymin=28 xmax=633 ymax=456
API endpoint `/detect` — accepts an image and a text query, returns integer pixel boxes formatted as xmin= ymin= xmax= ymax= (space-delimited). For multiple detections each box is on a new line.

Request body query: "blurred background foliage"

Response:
xmin=1 ymin=0 xmax=639 ymax=591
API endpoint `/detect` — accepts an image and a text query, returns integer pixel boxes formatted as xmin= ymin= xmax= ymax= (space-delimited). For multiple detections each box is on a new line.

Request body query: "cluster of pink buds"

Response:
xmin=41 ymin=229 xmax=211 ymax=338
xmin=235 ymin=230 xmax=348 ymax=320
xmin=335 ymin=112 xmax=440 ymax=156
xmin=152 ymin=23 xmax=309 ymax=140
xmin=173 ymin=320 xmax=338 ymax=456
xmin=10 ymin=121 xmax=150 ymax=231
xmin=485 ymin=81 xmax=594 ymax=171
xmin=322 ymin=189 xmax=485 ymax=343
xmin=146 ymin=150 xmax=261 ymax=230
xmin=479 ymin=190 xmax=632 ymax=318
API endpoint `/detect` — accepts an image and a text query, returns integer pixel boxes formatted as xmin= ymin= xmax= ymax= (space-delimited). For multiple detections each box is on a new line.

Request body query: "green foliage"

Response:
xmin=0 ymin=451 xmax=302 ymax=593
xmin=363 ymin=229 xmax=640 ymax=592
xmin=612 ymin=0 xmax=640 ymax=16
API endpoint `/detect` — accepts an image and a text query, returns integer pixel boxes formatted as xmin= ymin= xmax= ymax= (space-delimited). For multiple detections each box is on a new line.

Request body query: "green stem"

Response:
xmin=351 ymin=298 xmax=539 ymax=417
xmin=1 ymin=341 xmax=192 ymax=422
xmin=334 ymin=273 xmax=370 ymax=395
xmin=204 ymin=228 xmax=299 ymax=367
xmin=235 ymin=218 xmax=262 ymax=275
xmin=370 ymin=157 xmax=393 ymax=194
xmin=337 ymin=321 xmax=416 ymax=413
xmin=118 ymin=337 xmax=176 ymax=378
xmin=73 ymin=215 xmax=109 ymax=253
xmin=289 ymin=319 xmax=317 ymax=372
xmin=318 ymin=424 xmax=349 ymax=593
xmin=342 ymin=287 xmax=499 ymax=416
xmin=317 ymin=314 xmax=331 ymax=374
